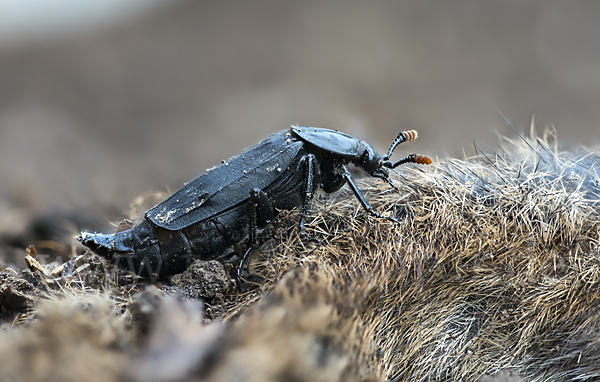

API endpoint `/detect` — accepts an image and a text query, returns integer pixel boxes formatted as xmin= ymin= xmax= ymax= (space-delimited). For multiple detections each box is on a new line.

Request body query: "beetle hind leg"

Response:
xmin=237 ymin=188 xmax=274 ymax=291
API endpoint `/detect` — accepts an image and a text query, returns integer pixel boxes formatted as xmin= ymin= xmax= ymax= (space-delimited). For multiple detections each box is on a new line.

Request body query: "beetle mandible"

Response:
xmin=79 ymin=126 xmax=431 ymax=284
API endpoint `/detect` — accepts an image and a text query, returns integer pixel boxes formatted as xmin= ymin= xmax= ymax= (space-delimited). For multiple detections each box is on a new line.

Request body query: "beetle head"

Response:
xmin=353 ymin=141 xmax=398 ymax=190
xmin=353 ymin=131 xmax=432 ymax=190
xmin=353 ymin=141 xmax=383 ymax=174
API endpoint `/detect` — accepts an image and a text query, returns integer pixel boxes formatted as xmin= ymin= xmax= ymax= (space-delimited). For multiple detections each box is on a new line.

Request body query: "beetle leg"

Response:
xmin=298 ymin=153 xmax=318 ymax=240
xmin=371 ymin=169 xmax=399 ymax=192
xmin=341 ymin=165 xmax=398 ymax=224
xmin=237 ymin=188 xmax=273 ymax=291
xmin=237 ymin=248 xmax=253 ymax=292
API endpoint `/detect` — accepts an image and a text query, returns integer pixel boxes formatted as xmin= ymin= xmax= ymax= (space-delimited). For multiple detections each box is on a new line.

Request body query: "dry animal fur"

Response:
xmin=244 ymin=125 xmax=600 ymax=381
xmin=1 ymin=126 xmax=599 ymax=382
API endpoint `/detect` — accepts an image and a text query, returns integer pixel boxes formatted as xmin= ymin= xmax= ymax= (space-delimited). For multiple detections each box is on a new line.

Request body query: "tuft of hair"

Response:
xmin=0 ymin=293 xmax=131 ymax=382
xmin=183 ymin=268 xmax=381 ymax=382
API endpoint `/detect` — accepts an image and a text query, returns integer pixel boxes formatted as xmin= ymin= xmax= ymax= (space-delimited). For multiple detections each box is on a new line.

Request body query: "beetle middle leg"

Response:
xmin=237 ymin=188 xmax=274 ymax=291
xmin=298 ymin=153 xmax=318 ymax=240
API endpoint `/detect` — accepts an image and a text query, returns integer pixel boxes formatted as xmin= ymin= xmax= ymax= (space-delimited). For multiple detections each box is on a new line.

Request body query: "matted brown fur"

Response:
xmin=1 ymin=127 xmax=599 ymax=381
xmin=242 ymin=127 xmax=600 ymax=381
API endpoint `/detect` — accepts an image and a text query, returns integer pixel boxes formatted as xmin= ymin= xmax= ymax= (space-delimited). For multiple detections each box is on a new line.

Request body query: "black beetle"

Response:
xmin=79 ymin=126 xmax=431 ymax=284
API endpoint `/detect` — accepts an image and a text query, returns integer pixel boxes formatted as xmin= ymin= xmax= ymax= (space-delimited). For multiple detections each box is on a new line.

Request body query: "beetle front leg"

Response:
xmin=341 ymin=165 xmax=398 ymax=224
xmin=371 ymin=168 xmax=399 ymax=192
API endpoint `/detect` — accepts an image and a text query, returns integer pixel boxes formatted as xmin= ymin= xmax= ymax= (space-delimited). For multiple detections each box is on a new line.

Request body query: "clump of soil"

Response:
xmin=165 ymin=260 xmax=233 ymax=301
xmin=0 ymin=272 xmax=41 ymax=313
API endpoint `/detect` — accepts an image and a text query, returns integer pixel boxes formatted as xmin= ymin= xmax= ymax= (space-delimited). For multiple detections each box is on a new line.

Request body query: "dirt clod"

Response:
xmin=166 ymin=259 xmax=233 ymax=301
xmin=0 ymin=275 xmax=41 ymax=313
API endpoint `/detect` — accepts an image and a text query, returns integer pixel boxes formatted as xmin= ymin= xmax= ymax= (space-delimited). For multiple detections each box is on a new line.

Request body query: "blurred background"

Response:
xmin=1 ymin=0 xmax=599 ymax=253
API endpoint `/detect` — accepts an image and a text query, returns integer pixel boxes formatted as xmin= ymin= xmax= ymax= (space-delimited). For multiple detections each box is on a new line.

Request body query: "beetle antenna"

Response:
xmin=383 ymin=130 xmax=419 ymax=160
xmin=384 ymin=154 xmax=432 ymax=169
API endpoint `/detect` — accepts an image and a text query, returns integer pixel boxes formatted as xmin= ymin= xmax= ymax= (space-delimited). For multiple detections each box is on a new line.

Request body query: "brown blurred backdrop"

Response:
xmin=1 ymin=0 xmax=599 ymax=225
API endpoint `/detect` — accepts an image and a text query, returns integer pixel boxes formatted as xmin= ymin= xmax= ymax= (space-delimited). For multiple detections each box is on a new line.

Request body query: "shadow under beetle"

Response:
xmin=79 ymin=126 xmax=431 ymax=287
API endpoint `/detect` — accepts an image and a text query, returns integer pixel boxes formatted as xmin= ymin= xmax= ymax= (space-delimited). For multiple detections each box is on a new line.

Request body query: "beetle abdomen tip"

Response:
xmin=78 ymin=231 xmax=116 ymax=255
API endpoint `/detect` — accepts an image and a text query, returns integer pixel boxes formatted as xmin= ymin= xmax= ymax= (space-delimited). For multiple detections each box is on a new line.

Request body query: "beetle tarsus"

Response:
xmin=237 ymin=246 xmax=254 ymax=292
